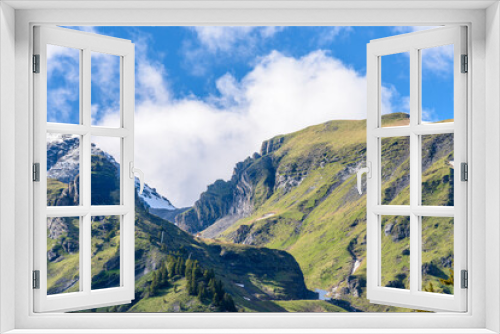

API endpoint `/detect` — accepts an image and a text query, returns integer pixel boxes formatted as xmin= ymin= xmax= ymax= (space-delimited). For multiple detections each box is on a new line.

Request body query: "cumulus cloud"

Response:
xmin=317 ymin=26 xmax=353 ymax=45
xmin=51 ymin=27 xmax=405 ymax=207
xmin=420 ymin=44 xmax=454 ymax=76
xmin=182 ymin=26 xmax=285 ymax=76
xmin=47 ymin=45 xmax=80 ymax=123
xmin=96 ymin=48 xmax=401 ymax=207
xmin=191 ymin=26 xmax=284 ymax=53
xmin=392 ymin=26 xmax=454 ymax=76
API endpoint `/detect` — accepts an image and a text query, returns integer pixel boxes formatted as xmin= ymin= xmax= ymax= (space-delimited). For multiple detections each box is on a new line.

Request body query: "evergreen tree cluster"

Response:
xmin=146 ymin=255 xmax=237 ymax=312
xmin=148 ymin=260 xmax=171 ymax=297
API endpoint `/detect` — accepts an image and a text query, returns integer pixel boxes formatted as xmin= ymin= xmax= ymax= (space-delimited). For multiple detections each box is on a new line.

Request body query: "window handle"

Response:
xmin=129 ymin=162 xmax=145 ymax=195
xmin=357 ymin=162 xmax=372 ymax=195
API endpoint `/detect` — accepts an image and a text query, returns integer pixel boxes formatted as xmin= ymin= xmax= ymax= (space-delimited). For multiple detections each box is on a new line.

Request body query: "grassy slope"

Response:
xmin=218 ymin=113 xmax=455 ymax=311
xmin=47 ymin=179 xmax=68 ymax=205
xmin=47 ymin=173 xmax=314 ymax=312
xmin=47 ymin=115 xmax=454 ymax=312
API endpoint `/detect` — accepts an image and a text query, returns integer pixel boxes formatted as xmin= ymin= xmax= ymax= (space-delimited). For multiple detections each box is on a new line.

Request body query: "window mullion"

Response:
xmin=409 ymin=46 xmax=420 ymax=295
xmin=82 ymin=47 xmax=92 ymax=294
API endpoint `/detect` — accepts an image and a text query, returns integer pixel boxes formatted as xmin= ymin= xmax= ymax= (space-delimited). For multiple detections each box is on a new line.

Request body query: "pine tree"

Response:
xmin=149 ymin=272 xmax=159 ymax=296
xmin=212 ymin=293 xmax=220 ymax=307
xmin=197 ymin=286 xmax=205 ymax=301
xmin=208 ymin=278 xmax=216 ymax=294
xmin=167 ymin=260 xmax=175 ymax=278
xmin=159 ymin=262 xmax=169 ymax=288
xmin=192 ymin=264 xmax=201 ymax=280
xmin=186 ymin=275 xmax=192 ymax=294
xmin=185 ymin=258 xmax=193 ymax=278
xmin=190 ymin=274 xmax=197 ymax=295
xmin=179 ymin=258 xmax=186 ymax=276
xmin=222 ymin=293 xmax=237 ymax=312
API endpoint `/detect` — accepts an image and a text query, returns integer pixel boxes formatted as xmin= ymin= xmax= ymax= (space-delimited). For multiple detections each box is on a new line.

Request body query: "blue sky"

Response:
xmin=49 ymin=26 xmax=454 ymax=206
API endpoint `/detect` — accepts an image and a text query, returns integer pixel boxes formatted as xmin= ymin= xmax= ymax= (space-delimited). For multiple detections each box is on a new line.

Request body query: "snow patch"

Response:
xmin=137 ymin=180 xmax=176 ymax=210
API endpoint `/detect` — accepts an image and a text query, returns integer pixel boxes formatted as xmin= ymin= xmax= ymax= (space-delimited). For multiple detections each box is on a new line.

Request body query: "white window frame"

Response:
xmin=366 ymin=26 xmax=467 ymax=312
xmin=0 ymin=1 xmax=499 ymax=333
xmin=33 ymin=26 xmax=136 ymax=312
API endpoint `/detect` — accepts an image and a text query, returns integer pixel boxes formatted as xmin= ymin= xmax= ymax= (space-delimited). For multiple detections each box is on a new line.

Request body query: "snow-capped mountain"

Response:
xmin=46 ymin=134 xmax=176 ymax=212
xmin=135 ymin=179 xmax=176 ymax=210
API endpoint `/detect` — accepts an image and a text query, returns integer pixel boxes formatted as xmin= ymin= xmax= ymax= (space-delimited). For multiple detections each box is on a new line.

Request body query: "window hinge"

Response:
xmin=461 ymin=270 xmax=468 ymax=289
xmin=461 ymin=54 xmax=468 ymax=73
xmin=33 ymin=163 xmax=40 ymax=182
xmin=461 ymin=162 xmax=468 ymax=181
xmin=33 ymin=270 xmax=40 ymax=289
xmin=33 ymin=54 xmax=40 ymax=73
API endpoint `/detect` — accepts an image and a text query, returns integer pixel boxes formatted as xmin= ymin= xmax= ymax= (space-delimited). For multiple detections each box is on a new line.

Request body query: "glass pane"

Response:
xmin=381 ymin=216 xmax=410 ymax=290
xmin=91 ymin=52 xmax=121 ymax=128
xmin=422 ymin=134 xmax=454 ymax=206
xmin=47 ymin=133 xmax=80 ymax=206
xmin=380 ymin=52 xmax=410 ymax=127
xmin=381 ymin=136 xmax=410 ymax=205
xmin=47 ymin=45 xmax=80 ymax=124
xmin=421 ymin=217 xmax=454 ymax=294
xmin=91 ymin=136 xmax=121 ymax=206
xmin=421 ymin=45 xmax=454 ymax=124
xmin=47 ymin=217 xmax=80 ymax=295
xmin=91 ymin=215 xmax=121 ymax=290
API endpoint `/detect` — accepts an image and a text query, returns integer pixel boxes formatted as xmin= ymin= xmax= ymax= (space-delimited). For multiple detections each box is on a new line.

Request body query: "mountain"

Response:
xmin=45 ymin=114 xmax=454 ymax=313
xmin=47 ymin=134 xmax=176 ymax=211
xmin=45 ymin=136 xmax=320 ymax=312
xmin=175 ymin=113 xmax=455 ymax=311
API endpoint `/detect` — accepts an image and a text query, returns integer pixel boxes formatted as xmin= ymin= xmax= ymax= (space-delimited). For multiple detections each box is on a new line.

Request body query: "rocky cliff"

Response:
xmin=45 ymin=136 xmax=312 ymax=312
xmin=175 ymin=113 xmax=455 ymax=311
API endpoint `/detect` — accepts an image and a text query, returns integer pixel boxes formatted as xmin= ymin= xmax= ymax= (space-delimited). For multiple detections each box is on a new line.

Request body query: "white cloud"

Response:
xmin=392 ymin=26 xmax=454 ymax=76
xmin=191 ymin=26 xmax=284 ymax=53
xmin=183 ymin=26 xmax=286 ymax=76
xmin=392 ymin=26 xmax=439 ymax=33
xmin=51 ymin=28 xmax=406 ymax=208
xmin=95 ymin=49 xmax=401 ymax=208
xmin=317 ymin=26 xmax=353 ymax=45
xmin=46 ymin=44 xmax=80 ymax=123
xmin=421 ymin=44 xmax=454 ymax=75
xmin=421 ymin=108 xmax=438 ymax=123
xmin=47 ymin=87 xmax=79 ymax=123
xmin=380 ymin=85 xmax=409 ymax=115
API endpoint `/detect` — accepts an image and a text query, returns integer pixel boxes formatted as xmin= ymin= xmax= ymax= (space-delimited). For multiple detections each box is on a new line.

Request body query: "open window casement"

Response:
xmin=33 ymin=26 xmax=139 ymax=312
xmin=364 ymin=26 xmax=467 ymax=312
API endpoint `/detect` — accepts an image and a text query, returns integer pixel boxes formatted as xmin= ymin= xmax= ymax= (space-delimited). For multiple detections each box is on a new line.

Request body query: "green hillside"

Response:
xmin=46 ymin=154 xmax=318 ymax=312
xmin=200 ymin=113 xmax=454 ymax=311
xmin=46 ymin=113 xmax=455 ymax=312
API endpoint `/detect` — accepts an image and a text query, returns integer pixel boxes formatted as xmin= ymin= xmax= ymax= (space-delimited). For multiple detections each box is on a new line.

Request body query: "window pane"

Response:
xmin=91 ymin=52 xmax=121 ymax=128
xmin=421 ymin=217 xmax=454 ymax=295
xmin=47 ymin=217 xmax=80 ymax=295
xmin=91 ymin=136 xmax=121 ymax=206
xmin=91 ymin=215 xmax=121 ymax=290
xmin=381 ymin=136 xmax=410 ymax=205
xmin=380 ymin=52 xmax=410 ymax=127
xmin=381 ymin=216 xmax=410 ymax=290
xmin=47 ymin=45 xmax=80 ymax=124
xmin=421 ymin=45 xmax=454 ymax=124
xmin=421 ymin=134 xmax=454 ymax=206
xmin=47 ymin=133 xmax=80 ymax=206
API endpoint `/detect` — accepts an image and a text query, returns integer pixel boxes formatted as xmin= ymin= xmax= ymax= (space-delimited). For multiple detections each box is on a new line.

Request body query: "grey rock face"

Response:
xmin=47 ymin=217 xmax=70 ymax=239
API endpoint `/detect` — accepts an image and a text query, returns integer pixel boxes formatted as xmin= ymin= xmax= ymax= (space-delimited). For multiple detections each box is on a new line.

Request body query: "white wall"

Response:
xmin=486 ymin=2 xmax=500 ymax=333
xmin=0 ymin=2 xmax=16 ymax=333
